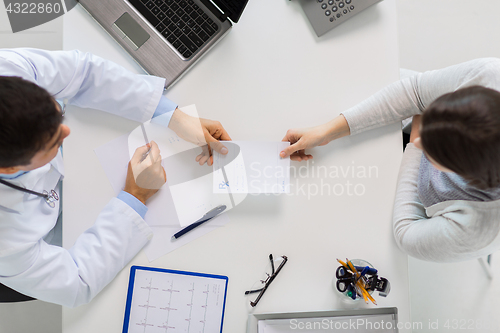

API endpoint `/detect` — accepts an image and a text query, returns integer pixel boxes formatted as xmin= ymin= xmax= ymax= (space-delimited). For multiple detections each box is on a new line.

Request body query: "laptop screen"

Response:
xmin=213 ymin=0 xmax=249 ymax=23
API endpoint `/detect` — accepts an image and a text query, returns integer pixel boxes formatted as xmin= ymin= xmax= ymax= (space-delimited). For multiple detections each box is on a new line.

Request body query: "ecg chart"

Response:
xmin=124 ymin=268 xmax=227 ymax=333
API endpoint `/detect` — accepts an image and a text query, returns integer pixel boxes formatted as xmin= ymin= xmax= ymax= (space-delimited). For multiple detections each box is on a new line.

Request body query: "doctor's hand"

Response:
xmin=124 ymin=141 xmax=166 ymax=205
xmin=280 ymin=115 xmax=350 ymax=161
xmin=168 ymin=108 xmax=232 ymax=166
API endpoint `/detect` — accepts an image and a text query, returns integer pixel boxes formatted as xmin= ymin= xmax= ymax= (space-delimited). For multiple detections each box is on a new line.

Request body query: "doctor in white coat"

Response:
xmin=0 ymin=48 xmax=231 ymax=307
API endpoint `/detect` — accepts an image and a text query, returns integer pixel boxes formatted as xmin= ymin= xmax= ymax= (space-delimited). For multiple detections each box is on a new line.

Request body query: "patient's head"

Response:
xmin=420 ymin=85 xmax=500 ymax=189
xmin=0 ymin=76 xmax=67 ymax=172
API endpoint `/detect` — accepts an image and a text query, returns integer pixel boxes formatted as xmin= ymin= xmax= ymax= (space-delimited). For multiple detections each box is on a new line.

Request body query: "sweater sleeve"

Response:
xmin=392 ymin=144 xmax=500 ymax=262
xmin=342 ymin=58 xmax=500 ymax=135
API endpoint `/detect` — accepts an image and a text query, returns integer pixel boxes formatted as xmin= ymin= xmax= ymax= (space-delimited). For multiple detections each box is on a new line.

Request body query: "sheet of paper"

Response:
xmin=94 ymin=105 xmax=233 ymax=261
xmin=124 ymin=268 xmax=227 ymax=333
xmin=213 ymin=141 xmax=290 ymax=194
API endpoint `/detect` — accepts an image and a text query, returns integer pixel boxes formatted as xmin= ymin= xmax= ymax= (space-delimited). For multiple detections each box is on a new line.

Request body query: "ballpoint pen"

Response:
xmin=171 ymin=205 xmax=227 ymax=240
xmin=139 ymin=123 xmax=152 ymax=162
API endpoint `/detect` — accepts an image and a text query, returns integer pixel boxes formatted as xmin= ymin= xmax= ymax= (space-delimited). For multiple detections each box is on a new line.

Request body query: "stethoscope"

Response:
xmin=0 ymin=178 xmax=59 ymax=208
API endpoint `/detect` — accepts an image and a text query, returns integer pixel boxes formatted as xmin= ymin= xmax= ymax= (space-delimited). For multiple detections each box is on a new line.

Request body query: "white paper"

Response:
xmin=94 ymin=105 xmax=234 ymax=261
xmin=213 ymin=141 xmax=290 ymax=194
xmin=126 ymin=268 xmax=227 ymax=333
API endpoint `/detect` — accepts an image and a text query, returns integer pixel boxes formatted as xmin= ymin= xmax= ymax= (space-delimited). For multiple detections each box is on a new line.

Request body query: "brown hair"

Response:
xmin=0 ymin=76 xmax=62 ymax=167
xmin=420 ymin=86 xmax=500 ymax=189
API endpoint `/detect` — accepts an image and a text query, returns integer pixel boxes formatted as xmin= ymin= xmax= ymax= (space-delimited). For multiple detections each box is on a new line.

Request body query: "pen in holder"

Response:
xmin=333 ymin=258 xmax=390 ymax=305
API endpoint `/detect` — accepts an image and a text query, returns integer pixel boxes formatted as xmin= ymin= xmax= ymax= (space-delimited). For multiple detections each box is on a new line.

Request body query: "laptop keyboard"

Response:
xmin=128 ymin=0 xmax=219 ymax=59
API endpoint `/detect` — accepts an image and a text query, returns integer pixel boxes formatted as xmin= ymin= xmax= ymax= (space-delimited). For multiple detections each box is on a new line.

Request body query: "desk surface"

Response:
xmin=62 ymin=0 xmax=409 ymax=332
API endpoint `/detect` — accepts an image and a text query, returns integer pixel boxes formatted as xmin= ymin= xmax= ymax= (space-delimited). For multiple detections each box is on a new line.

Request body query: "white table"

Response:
xmin=62 ymin=0 xmax=409 ymax=332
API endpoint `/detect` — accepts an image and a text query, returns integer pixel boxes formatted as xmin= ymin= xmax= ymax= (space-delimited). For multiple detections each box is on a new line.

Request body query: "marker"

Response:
xmin=171 ymin=205 xmax=227 ymax=240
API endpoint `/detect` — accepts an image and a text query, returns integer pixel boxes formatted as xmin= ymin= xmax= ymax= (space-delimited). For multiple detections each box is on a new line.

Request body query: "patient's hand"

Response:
xmin=280 ymin=115 xmax=350 ymax=161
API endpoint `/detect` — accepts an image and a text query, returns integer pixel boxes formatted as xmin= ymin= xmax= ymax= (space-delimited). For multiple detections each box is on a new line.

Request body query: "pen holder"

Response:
xmin=334 ymin=259 xmax=374 ymax=302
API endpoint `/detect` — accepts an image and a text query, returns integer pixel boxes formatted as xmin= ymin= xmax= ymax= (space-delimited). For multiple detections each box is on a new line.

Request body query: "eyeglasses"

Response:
xmin=244 ymin=254 xmax=288 ymax=307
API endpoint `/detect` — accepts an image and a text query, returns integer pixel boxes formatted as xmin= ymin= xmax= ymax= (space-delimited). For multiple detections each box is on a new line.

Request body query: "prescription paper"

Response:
xmin=94 ymin=105 xmax=233 ymax=261
xmin=213 ymin=141 xmax=290 ymax=194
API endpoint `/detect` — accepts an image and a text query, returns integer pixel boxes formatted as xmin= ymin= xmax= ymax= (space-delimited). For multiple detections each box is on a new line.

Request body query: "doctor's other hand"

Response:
xmin=124 ymin=141 xmax=166 ymax=205
xmin=280 ymin=115 xmax=350 ymax=161
xmin=168 ymin=108 xmax=232 ymax=166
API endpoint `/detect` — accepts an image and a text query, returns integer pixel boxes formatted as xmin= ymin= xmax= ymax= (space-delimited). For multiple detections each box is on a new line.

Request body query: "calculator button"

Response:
xmin=325 ymin=10 xmax=331 ymax=16
xmin=328 ymin=0 xmax=334 ymax=4
xmin=337 ymin=13 xmax=341 ymax=18
xmin=332 ymin=6 xmax=338 ymax=11
xmin=339 ymin=2 xmax=344 ymax=8
xmin=330 ymin=17 xmax=334 ymax=22
xmin=318 ymin=0 xmax=323 ymax=2
xmin=321 ymin=3 xmax=327 ymax=9
xmin=350 ymin=5 xmax=354 ymax=10
xmin=346 ymin=0 xmax=351 ymax=3
xmin=343 ymin=9 xmax=347 ymax=14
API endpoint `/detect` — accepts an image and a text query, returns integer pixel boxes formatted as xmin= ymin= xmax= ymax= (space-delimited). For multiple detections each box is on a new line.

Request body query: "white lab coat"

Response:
xmin=0 ymin=48 xmax=165 ymax=307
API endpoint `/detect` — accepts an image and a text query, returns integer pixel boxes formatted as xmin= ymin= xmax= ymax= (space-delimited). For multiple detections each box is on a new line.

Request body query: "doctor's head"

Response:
xmin=415 ymin=85 xmax=500 ymax=189
xmin=0 ymin=76 xmax=70 ymax=173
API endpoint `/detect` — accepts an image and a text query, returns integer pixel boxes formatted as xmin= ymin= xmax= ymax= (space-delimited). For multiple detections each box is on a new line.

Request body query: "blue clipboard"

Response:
xmin=123 ymin=265 xmax=228 ymax=333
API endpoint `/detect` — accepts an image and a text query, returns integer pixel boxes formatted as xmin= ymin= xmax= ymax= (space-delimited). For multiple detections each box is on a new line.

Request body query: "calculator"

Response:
xmin=298 ymin=0 xmax=383 ymax=37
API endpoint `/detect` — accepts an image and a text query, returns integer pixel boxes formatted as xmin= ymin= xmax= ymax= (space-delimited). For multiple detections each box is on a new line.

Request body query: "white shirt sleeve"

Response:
xmin=0 ymin=198 xmax=153 ymax=307
xmin=342 ymin=58 xmax=500 ymax=135
xmin=0 ymin=48 xmax=166 ymax=123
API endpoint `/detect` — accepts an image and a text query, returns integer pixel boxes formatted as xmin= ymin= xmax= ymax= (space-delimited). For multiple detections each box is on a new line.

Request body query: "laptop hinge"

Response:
xmin=199 ymin=0 xmax=228 ymax=22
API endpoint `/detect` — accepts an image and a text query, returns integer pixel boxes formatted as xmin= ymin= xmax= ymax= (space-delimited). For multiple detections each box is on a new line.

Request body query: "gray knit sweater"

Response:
xmin=342 ymin=58 xmax=500 ymax=262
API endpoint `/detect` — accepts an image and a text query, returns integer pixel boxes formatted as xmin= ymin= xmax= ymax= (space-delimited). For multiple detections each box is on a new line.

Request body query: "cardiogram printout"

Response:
xmin=123 ymin=266 xmax=228 ymax=333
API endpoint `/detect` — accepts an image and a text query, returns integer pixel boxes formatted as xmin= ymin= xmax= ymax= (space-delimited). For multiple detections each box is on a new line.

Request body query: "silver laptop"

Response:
xmin=298 ymin=0 xmax=383 ymax=37
xmin=78 ymin=0 xmax=249 ymax=88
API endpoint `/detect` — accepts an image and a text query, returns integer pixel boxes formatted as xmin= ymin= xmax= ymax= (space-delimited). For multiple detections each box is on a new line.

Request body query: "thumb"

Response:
xmin=207 ymin=136 xmax=228 ymax=155
xmin=280 ymin=140 xmax=304 ymax=158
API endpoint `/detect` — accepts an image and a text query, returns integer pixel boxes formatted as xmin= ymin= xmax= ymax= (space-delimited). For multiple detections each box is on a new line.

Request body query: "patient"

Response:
xmin=281 ymin=58 xmax=500 ymax=262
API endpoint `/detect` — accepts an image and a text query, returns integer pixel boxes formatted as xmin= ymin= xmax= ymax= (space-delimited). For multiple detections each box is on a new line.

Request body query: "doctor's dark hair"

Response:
xmin=0 ymin=76 xmax=62 ymax=168
xmin=420 ymin=85 xmax=500 ymax=190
